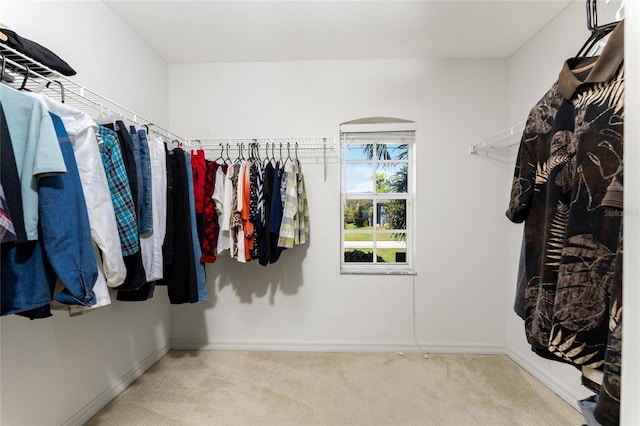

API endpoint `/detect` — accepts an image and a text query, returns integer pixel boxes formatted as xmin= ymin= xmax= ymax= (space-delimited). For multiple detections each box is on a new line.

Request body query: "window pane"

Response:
xmin=344 ymin=248 xmax=376 ymax=263
xmin=341 ymin=143 xmax=371 ymax=161
xmin=376 ymin=200 xmax=406 ymax=230
xmin=343 ymin=199 xmax=373 ymax=229
xmin=376 ymin=163 xmax=407 ymax=194
xmin=344 ymin=233 xmax=376 ymax=263
xmin=378 ymin=247 xmax=408 ymax=264
xmin=385 ymin=143 xmax=408 ymax=160
xmin=343 ymin=163 xmax=374 ymax=193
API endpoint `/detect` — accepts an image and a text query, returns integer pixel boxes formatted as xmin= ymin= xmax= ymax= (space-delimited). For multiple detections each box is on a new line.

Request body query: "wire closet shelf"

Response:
xmin=0 ymin=43 xmax=184 ymax=143
xmin=1 ymin=43 xmax=337 ymax=179
xmin=469 ymin=121 xmax=525 ymax=163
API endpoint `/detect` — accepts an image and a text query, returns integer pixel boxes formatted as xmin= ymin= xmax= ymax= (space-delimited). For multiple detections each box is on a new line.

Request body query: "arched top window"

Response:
xmin=339 ymin=117 xmax=416 ymax=275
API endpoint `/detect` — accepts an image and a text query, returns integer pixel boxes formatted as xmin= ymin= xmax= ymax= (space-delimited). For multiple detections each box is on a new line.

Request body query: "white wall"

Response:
xmin=1 ymin=2 xmax=172 ymax=425
xmin=168 ymin=58 xmax=511 ymax=352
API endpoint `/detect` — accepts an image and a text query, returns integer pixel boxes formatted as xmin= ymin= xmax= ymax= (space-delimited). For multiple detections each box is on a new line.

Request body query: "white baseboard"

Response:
xmin=505 ymin=348 xmax=584 ymax=411
xmin=62 ymin=343 xmax=171 ymax=426
xmin=170 ymin=338 xmax=506 ymax=355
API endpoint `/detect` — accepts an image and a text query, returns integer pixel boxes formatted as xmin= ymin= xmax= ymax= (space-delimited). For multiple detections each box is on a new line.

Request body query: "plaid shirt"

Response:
xmin=98 ymin=125 xmax=139 ymax=256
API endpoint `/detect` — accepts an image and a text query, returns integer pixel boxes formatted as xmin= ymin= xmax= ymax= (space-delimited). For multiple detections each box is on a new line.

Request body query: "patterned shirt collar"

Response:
xmin=559 ymin=19 xmax=624 ymax=100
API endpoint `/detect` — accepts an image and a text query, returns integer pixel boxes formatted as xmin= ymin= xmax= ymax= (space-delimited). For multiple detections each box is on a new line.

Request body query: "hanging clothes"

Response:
xmin=248 ymin=161 xmax=260 ymax=259
xmin=97 ymin=125 xmax=139 ymax=257
xmin=242 ymin=160 xmax=255 ymax=261
xmin=229 ymin=162 xmax=244 ymax=261
xmin=159 ymin=147 xmax=199 ymax=304
xmin=295 ymin=160 xmax=310 ymax=245
xmin=140 ymin=133 xmax=168 ymax=282
xmin=201 ymin=160 xmax=220 ymax=263
xmin=258 ymin=161 xmax=275 ymax=266
xmin=506 ymin=21 xmax=624 ymax=425
xmin=191 ymin=149 xmax=207 ymax=213
xmin=0 ymin=87 xmax=67 ymax=318
xmin=0 ymin=85 xmax=66 ymax=242
xmin=135 ymin=127 xmax=154 ymax=237
xmin=278 ymin=160 xmax=301 ymax=249
xmin=37 ymin=94 xmax=126 ymax=305
xmin=268 ymin=161 xmax=285 ymax=263
xmin=1 ymin=112 xmax=98 ymax=318
xmin=185 ymin=152 xmax=207 ymax=302
xmin=39 ymin=113 xmax=98 ymax=307
xmin=107 ymin=121 xmax=147 ymax=292
xmin=216 ymin=163 xmax=232 ymax=254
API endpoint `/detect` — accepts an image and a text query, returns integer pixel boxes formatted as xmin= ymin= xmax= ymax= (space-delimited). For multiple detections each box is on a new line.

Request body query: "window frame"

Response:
xmin=339 ymin=118 xmax=417 ymax=275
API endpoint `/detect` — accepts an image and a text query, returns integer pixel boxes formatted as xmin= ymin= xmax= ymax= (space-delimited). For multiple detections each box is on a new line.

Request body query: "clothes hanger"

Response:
xmin=263 ymin=142 xmax=271 ymax=164
xmin=225 ymin=142 xmax=232 ymax=164
xmin=96 ymin=105 xmax=116 ymax=126
xmin=253 ymin=141 xmax=261 ymax=163
xmin=574 ymin=0 xmax=620 ymax=59
xmin=215 ymin=143 xmax=225 ymax=164
xmin=18 ymin=64 xmax=30 ymax=91
xmin=247 ymin=142 xmax=254 ymax=162
xmin=284 ymin=142 xmax=293 ymax=165
xmin=234 ymin=142 xmax=244 ymax=163
xmin=271 ymin=141 xmax=276 ymax=165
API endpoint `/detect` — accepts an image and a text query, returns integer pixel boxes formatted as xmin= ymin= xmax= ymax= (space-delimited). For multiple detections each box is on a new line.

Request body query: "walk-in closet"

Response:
xmin=1 ymin=1 xmax=638 ymax=425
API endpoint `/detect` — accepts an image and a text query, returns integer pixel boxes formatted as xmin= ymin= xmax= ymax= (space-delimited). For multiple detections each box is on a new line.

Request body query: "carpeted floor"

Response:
xmin=86 ymin=351 xmax=583 ymax=425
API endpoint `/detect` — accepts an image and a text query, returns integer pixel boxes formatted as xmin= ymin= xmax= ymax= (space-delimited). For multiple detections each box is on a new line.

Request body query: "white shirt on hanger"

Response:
xmin=139 ymin=133 xmax=167 ymax=282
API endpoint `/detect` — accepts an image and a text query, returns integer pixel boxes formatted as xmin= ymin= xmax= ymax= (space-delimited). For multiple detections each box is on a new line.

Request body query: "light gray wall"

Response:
xmin=167 ymin=58 xmax=511 ymax=351
xmin=0 ymin=2 xmax=172 ymax=425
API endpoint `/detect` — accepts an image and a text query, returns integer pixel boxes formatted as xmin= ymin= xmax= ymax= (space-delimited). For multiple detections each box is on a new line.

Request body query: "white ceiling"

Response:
xmin=103 ymin=1 xmax=573 ymax=63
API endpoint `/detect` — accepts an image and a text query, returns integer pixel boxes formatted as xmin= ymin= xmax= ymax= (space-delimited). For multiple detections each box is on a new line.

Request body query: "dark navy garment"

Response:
xmin=268 ymin=162 xmax=285 ymax=263
xmin=159 ymin=148 xmax=198 ymax=304
xmin=258 ymin=162 xmax=274 ymax=266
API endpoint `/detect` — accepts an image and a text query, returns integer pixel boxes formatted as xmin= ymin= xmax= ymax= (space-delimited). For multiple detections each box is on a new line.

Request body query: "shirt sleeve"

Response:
xmin=506 ymin=116 xmax=538 ymax=224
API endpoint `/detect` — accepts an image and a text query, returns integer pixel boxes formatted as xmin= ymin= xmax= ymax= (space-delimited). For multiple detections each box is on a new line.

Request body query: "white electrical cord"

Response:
xmin=412 ymin=274 xmax=431 ymax=356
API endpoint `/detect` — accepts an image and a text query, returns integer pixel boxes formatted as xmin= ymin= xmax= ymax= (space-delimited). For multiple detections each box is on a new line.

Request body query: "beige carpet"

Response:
xmin=86 ymin=351 xmax=583 ymax=426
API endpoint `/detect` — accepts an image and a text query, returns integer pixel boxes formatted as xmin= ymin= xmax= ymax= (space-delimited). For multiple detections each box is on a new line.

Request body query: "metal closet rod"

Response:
xmin=188 ymin=137 xmax=335 ymax=148
xmin=0 ymin=44 xmax=185 ymax=143
xmin=189 ymin=137 xmax=335 ymax=182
